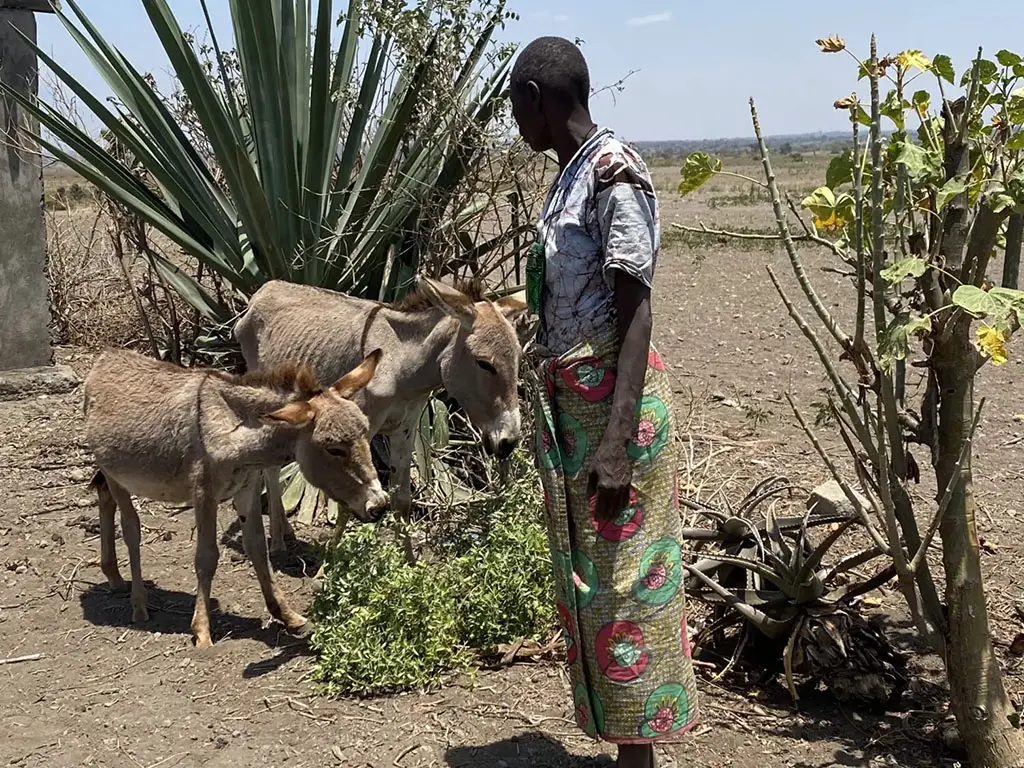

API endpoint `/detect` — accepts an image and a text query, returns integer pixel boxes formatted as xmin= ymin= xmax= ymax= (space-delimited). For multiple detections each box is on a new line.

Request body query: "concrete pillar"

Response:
xmin=0 ymin=8 xmax=50 ymax=370
xmin=0 ymin=1 xmax=77 ymax=398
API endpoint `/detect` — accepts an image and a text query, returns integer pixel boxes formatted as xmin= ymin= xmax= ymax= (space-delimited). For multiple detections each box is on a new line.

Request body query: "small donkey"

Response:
xmin=235 ymin=276 xmax=529 ymax=554
xmin=83 ymin=348 xmax=386 ymax=648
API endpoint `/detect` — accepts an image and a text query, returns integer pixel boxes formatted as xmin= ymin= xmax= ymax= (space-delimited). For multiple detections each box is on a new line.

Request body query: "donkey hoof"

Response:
xmin=193 ymin=633 xmax=214 ymax=650
xmin=131 ymin=604 xmax=150 ymax=623
xmin=288 ymin=618 xmax=314 ymax=639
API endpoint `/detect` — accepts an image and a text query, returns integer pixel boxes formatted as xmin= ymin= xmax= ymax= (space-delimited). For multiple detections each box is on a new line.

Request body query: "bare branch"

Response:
xmin=786 ymin=394 xmax=891 ymax=555
xmin=749 ymin=99 xmax=857 ymax=358
xmin=766 ymin=265 xmax=874 ymax=454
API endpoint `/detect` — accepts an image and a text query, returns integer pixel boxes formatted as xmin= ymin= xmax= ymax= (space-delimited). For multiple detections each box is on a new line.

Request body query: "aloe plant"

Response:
xmin=682 ymin=477 xmax=907 ymax=709
xmin=6 ymin=0 xmax=513 ymax=321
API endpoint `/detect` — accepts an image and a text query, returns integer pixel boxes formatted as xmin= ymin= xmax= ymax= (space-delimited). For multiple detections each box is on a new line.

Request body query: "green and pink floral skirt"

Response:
xmin=534 ymin=338 xmax=699 ymax=744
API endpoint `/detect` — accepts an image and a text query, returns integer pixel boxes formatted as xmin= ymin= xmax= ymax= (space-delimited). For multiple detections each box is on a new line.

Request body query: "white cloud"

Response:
xmin=553 ymin=13 xmax=569 ymax=22
xmin=627 ymin=11 xmax=672 ymax=26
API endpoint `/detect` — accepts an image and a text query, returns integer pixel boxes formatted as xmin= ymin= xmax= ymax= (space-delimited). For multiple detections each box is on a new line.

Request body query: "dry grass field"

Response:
xmin=0 ymin=153 xmax=1020 ymax=767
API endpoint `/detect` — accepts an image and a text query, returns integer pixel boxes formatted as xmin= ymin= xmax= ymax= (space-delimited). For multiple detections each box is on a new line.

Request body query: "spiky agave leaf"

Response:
xmin=7 ymin=0 xmax=513 ymax=318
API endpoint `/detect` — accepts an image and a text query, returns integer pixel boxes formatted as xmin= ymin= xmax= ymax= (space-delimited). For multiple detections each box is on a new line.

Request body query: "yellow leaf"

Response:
xmin=898 ymin=50 xmax=932 ymax=72
xmin=977 ymin=325 xmax=1009 ymax=365
xmin=812 ymin=210 xmax=847 ymax=232
xmin=861 ymin=596 xmax=883 ymax=608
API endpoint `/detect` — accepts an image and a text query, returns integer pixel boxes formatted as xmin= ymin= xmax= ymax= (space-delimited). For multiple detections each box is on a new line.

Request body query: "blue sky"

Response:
xmin=33 ymin=0 xmax=1024 ymax=141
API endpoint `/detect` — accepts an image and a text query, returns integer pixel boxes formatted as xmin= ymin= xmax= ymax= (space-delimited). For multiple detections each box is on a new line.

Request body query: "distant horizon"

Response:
xmin=37 ymin=0 xmax=1024 ymax=142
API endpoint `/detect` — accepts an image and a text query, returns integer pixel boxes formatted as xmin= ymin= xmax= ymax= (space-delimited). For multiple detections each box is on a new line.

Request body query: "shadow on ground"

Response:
xmin=78 ymin=580 xmax=314 ymax=665
xmin=218 ymin=513 xmax=325 ymax=578
xmin=747 ymin=683 xmax=947 ymax=768
xmin=445 ymin=733 xmax=614 ymax=768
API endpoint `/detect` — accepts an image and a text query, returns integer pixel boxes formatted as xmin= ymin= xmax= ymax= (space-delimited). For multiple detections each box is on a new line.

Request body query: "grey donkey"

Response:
xmin=83 ymin=348 xmax=386 ymax=648
xmin=235 ymin=276 xmax=530 ymax=554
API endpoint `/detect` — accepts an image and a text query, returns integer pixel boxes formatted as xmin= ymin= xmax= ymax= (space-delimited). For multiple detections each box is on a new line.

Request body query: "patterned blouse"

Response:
xmin=535 ymin=128 xmax=660 ymax=357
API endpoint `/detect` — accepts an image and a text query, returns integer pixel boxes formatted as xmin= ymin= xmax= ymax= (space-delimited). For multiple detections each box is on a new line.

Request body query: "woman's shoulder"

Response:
xmin=591 ymin=135 xmax=654 ymax=194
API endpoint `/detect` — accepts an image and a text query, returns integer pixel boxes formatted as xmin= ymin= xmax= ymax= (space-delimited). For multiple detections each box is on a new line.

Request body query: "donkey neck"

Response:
xmin=211 ymin=379 xmax=303 ymax=469
xmin=376 ymin=306 xmax=460 ymax=393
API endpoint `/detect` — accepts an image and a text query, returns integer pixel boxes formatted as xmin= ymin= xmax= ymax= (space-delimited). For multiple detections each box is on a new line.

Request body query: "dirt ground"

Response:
xmin=2 ymin=156 xmax=1022 ymax=768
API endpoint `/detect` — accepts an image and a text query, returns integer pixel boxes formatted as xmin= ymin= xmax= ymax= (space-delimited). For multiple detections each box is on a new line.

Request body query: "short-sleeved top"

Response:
xmin=535 ymin=128 xmax=660 ymax=357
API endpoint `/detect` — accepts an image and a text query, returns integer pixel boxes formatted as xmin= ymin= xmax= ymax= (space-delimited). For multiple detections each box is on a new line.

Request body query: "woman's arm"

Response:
xmin=588 ymin=272 xmax=652 ymax=520
xmin=588 ymin=150 xmax=659 ymax=520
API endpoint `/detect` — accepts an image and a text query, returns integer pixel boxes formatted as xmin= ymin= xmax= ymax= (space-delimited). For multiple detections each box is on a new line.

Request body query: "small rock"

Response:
xmin=331 ymin=745 xmax=344 ymax=762
xmin=14 ymin=564 xmax=27 ymax=575
xmin=76 ymin=497 xmax=97 ymax=509
xmin=68 ymin=468 xmax=92 ymax=483
xmin=1010 ymin=633 xmax=1024 ymax=656
xmin=807 ymin=480 xmax=870 ymax=517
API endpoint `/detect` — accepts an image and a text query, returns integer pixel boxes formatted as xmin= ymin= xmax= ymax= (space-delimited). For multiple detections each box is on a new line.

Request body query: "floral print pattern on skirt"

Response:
xmin=534 ymin=339 xmax=699 ymax=744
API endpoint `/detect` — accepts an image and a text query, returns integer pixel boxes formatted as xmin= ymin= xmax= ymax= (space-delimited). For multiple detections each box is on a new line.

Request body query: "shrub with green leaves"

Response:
xmin=309 ymin=462 xmax=554 ymax=695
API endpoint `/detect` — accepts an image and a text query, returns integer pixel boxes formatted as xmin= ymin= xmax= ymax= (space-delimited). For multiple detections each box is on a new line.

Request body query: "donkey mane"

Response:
xmin=391 ymin=277 xmax=486 ymax=312
xmin=224 ymin=361 xmax=321 ymax=398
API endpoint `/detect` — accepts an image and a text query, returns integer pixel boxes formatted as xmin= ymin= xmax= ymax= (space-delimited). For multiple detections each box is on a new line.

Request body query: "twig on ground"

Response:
xmin=0 ymin=653 xmax=44 ymax=665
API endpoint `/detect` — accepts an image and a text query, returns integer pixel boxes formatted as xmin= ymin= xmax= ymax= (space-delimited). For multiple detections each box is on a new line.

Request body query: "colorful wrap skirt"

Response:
xmin=533 ymin=338 xmax=699 ymax=744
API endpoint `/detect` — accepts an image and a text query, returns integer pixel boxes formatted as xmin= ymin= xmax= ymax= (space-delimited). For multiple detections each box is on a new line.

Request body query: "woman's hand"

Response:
xmin=587 ymin=435 xmax=633 ymax=521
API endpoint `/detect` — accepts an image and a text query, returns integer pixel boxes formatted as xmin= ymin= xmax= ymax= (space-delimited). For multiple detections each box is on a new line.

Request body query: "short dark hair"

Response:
xmin=510 ymin=36 xmax=590 ymax=109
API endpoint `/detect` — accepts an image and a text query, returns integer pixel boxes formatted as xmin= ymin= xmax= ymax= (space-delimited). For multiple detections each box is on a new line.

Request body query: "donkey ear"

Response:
xmin=494 ymin=292 xmax=529 ymax=324
xmin=264 ymin=400 xmax=315 ymax=427
xmin=417 ymin=276 xmax=476 ymax=329
xmin=332 ymin=348 xmax=382 ymax=399
xmin=495 ymin=292 xmax=533 ymax=347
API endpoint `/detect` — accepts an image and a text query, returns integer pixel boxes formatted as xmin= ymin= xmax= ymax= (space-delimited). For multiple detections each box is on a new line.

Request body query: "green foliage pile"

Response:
xmin=309 ymin=461 xmax=555 ymax=695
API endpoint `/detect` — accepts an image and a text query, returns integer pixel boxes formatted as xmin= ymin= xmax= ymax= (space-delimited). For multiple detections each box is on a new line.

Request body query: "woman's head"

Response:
xmin=510 ymin=36 xmax=591 ymax=152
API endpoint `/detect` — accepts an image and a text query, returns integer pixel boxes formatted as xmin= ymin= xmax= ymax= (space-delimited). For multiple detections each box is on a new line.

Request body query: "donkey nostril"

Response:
xmin=497 ymin=438 xmax=516 ymax=460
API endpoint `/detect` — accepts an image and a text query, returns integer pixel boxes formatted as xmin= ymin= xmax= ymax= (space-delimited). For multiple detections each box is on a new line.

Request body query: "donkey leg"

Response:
xmin=108 ymin=480 xmax=148 ymax=622
xmin=264 ymin=468 xmax=294 ymax=556
xmin=96 ymin=473 xmax=126 ymax=591
xmin=190 ymin=490 xmax=220 ymax=649
xmin=234 ymin=476 xmax=309 ymax=635
xmin=389 ymin=419 xmax=417 ymax=522
xmin=389 ymin=417 xmax=418 ymax=564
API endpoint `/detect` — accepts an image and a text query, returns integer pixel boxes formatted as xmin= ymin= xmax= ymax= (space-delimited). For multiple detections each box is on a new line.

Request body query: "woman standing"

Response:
xmin=511 ymin=37 xmax=699 ymax=768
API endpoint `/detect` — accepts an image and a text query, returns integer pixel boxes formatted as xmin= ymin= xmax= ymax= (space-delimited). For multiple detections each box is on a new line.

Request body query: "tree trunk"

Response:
xmin=933 ymin=324 xmax=1024 ymax=767
xmin=1003 ymin=213 xmax=1022 ymax=289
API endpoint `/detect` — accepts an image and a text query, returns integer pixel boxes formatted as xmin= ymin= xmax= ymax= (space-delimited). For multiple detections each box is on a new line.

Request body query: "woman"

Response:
xmin=511 ymin=37 xmax=699 ymax=768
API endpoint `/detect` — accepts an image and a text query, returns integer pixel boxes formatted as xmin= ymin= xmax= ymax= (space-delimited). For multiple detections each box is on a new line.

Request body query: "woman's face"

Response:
xmin=510 ymin=83 xmax=551 ymax=152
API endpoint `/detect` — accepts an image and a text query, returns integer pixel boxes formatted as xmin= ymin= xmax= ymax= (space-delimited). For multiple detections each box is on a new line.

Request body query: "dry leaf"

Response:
xmin=816 ymin=35 xmax=846 ymax=53
xmin=980 ymin=538 xmax=999 ymax=554
xmin=861 ymin=596 xmax=883 ymax=608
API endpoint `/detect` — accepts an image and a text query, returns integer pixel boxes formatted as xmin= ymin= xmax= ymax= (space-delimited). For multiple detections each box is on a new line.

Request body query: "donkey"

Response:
xmin=83 ymin=348 xmax=386 ymax=648
xmin=235 ymin=276 xmax=529 ymax=554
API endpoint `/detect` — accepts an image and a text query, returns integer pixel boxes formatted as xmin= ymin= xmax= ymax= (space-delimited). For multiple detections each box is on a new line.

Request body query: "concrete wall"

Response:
xmin=0 ymin=9 xmax=51 ymax=371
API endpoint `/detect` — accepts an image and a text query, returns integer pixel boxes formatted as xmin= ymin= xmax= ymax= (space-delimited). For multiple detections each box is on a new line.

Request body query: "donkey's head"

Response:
xmin=418 ymin=278 xmax=529 ymax=460
xmin=264 ymin=351 xmax=388 ymax=523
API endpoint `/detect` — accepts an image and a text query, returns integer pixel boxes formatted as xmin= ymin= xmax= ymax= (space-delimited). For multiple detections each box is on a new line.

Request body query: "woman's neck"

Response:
xmin=553 ymin=109 xmax=598 ymax=170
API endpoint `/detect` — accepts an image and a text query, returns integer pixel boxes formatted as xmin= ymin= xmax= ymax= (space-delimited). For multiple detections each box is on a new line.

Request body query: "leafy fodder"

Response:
xmin=309 ymin=456 xmax=554 ymax=696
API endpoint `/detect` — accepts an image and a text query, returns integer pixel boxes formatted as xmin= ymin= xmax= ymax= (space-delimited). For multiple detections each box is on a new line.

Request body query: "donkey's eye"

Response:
xmin=326 ymin=445 xmax=350 ymax=458
xmin=477 ymin=359 xmax=497 ymax=375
